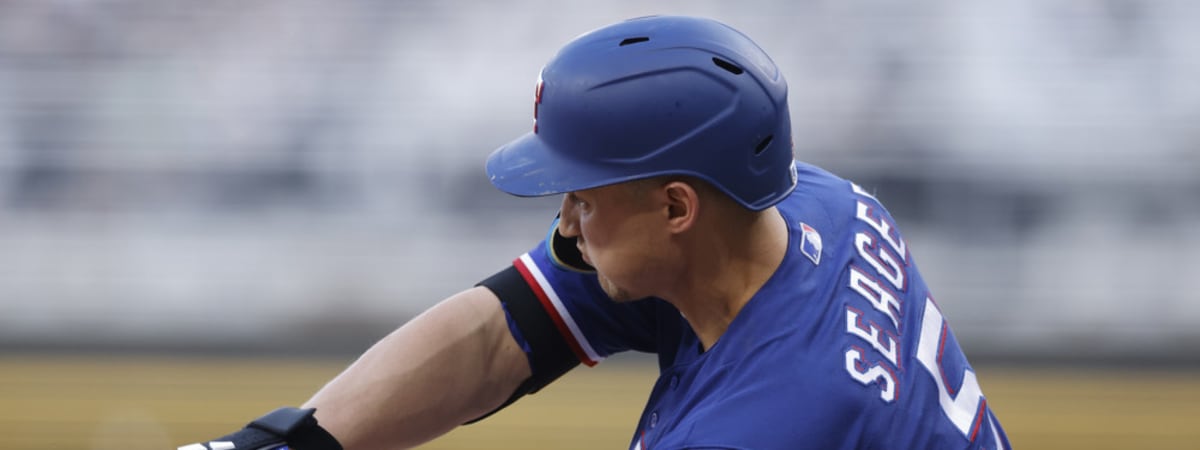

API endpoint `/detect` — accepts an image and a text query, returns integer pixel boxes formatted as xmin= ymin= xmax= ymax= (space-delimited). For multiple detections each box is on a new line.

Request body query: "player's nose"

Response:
xmin=557 ymin=195 xmax=581 ymax=238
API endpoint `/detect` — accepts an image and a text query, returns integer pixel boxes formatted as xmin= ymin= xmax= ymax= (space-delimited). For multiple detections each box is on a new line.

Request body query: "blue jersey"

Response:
xmin=506 ymin=163 xmax=1010 ymax=450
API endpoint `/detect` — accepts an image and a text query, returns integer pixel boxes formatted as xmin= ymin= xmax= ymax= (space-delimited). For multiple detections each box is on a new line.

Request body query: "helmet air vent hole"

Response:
xmin=712 ymin=57 xmax=744 ymax=75
xmin=754 ymin=135 xmax=774 ymax=155
xmin=619 ymin=37 xmax=650 ymax=46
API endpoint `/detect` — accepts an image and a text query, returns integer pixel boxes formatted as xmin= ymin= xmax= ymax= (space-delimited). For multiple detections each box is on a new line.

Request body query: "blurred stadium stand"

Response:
xmin=0 ymin=0 xmax=1197 ymax=364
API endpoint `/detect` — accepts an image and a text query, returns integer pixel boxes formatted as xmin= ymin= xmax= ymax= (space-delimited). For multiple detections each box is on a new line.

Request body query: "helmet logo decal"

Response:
xmin=533 ymin=73 xmax=545 ymax=134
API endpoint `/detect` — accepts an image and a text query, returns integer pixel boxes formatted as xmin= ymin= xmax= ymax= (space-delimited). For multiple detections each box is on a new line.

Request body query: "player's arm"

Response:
xmin=178 ymin=285 xmax=535 ymax=450
xmin=179 ymin=239 xmax=596 ymax=450
xmin=302 ymin=285 xmax=532 ymax=449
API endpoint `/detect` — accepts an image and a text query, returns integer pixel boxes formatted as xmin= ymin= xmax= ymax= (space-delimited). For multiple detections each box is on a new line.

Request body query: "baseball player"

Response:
xmin=181 ymin=15 xmax=1010 ymax=450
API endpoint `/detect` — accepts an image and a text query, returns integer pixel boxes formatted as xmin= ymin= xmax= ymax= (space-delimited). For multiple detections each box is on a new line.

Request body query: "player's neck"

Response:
xmin=665 ymin=206 xmax=788 ymax=351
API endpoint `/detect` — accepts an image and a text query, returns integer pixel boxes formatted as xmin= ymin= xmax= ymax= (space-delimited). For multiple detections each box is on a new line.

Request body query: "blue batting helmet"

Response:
xmin=486 ymin=15 xmax=796 ymax=211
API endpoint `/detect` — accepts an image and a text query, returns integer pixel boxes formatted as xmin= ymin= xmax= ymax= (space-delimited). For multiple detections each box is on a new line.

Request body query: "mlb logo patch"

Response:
xmin=800 ymin=222 xmax=822 ymax=265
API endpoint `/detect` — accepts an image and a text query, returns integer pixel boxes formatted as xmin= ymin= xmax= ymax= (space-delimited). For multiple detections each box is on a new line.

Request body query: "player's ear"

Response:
xmin=662 ymin=180 xmax=700 ymax=234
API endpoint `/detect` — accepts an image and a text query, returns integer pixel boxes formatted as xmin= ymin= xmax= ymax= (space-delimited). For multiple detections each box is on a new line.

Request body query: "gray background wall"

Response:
xmin=1 ymin=0 xmax=1197 ymax=363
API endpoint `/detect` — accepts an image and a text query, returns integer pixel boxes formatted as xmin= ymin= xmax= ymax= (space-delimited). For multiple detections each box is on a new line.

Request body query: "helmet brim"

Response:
xmin=486 ymin=131 xmax=621 ymax=197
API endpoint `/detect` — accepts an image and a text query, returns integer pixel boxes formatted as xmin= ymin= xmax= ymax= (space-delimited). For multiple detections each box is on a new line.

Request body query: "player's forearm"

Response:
xmin=303 ymin=286 xmax=530 ymax=450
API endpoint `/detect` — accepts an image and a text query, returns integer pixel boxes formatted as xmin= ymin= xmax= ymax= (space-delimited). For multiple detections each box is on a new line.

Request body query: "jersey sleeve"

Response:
xmin=513 ymin=230 xmax=661 ymax=363
xmin=468 ymin=219 xmax=665 ymax=424
xmin=479 ymin=218 xmax=660 ymax=379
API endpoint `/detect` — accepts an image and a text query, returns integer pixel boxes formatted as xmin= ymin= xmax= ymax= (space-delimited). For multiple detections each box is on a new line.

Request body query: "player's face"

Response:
xmin=557 ymin=183 xmax=674 ymax=302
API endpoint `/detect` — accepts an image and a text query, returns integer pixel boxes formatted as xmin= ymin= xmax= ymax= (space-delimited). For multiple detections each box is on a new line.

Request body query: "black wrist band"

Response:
xmin=247 ymin=407 xmax=342 ymax=450
xmin=180 ymin=407 xmax=342 ymax=450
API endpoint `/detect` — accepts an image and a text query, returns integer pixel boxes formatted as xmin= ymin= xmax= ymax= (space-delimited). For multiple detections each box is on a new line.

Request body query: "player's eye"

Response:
xmin=577 ymin=198 xmax=591 ymax=211
xmin=566 ymin=192 xmax=588 ymax=210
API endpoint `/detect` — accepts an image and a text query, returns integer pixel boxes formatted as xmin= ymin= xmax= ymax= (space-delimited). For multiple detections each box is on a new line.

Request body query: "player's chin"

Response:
xmin=598 ymin=276 xmax=638 ymax=303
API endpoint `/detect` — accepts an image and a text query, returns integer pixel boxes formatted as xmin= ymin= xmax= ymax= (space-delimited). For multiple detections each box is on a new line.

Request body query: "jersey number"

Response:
xmin=915 ymin=298 xmax=989 ymax=441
